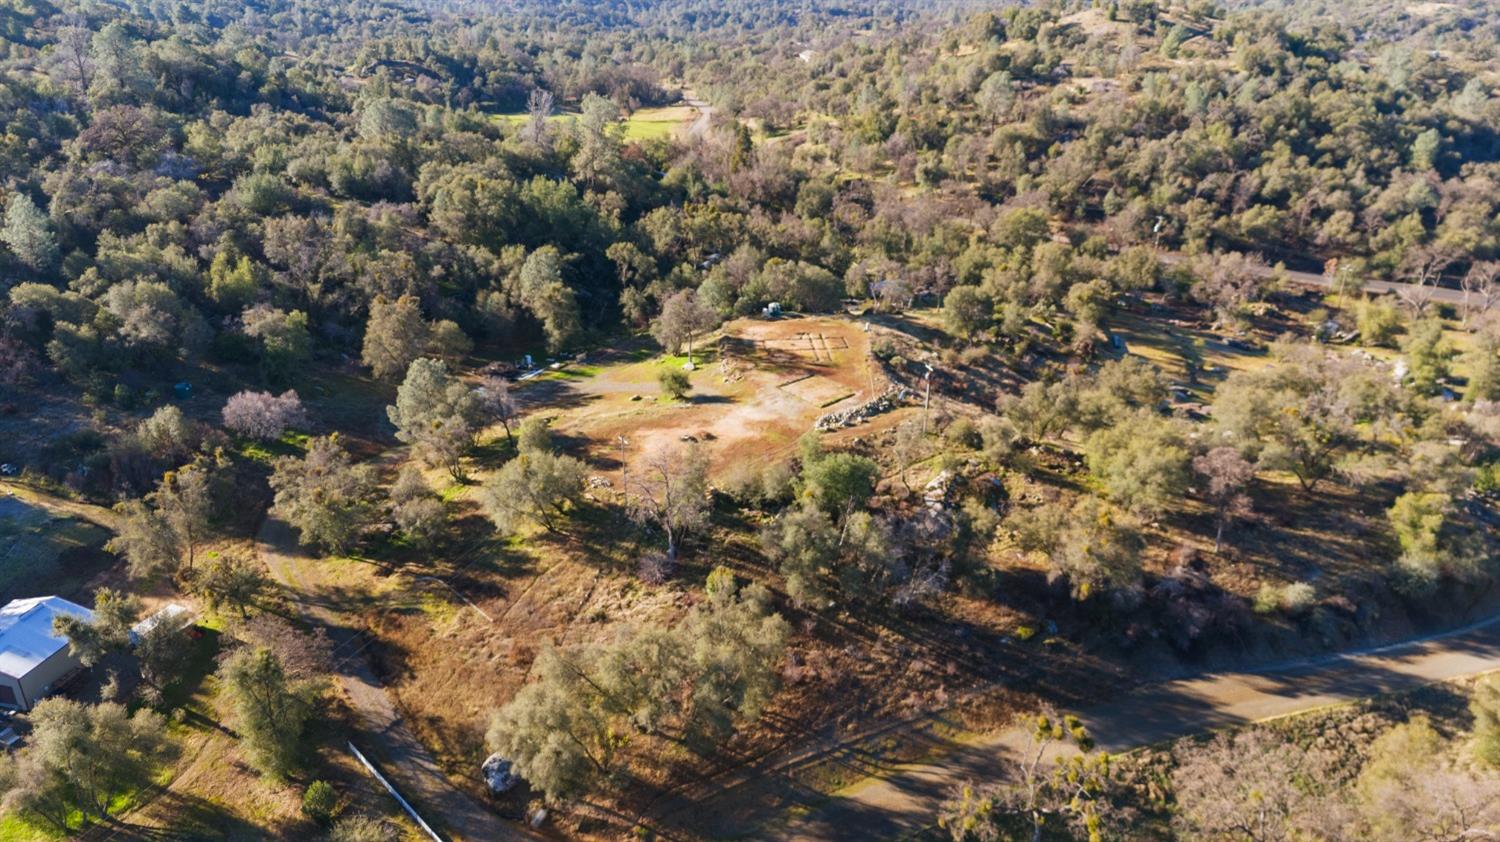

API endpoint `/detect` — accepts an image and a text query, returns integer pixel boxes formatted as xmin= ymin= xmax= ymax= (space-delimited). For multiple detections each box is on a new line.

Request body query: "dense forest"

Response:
xmin=0 ymin=0 xmax=1499 ymax=839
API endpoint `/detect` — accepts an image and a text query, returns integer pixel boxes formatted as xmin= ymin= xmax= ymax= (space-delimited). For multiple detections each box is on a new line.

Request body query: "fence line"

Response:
xmin=347 ymin=741 xmax=444 ymax=842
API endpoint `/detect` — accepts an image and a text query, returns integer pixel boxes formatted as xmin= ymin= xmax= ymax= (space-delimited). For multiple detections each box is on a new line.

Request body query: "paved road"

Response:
xmin=257 ymin=517 xmax=530 ymax=842
xmin=778 ymin=612 xmax=1500 ymax=841
xmin=1159 ymin=251 xmax=1473 ymax=306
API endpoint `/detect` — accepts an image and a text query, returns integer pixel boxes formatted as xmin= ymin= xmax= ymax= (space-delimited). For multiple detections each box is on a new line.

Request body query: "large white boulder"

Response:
xmin=481 ymin=753 xmax=519 ymax=794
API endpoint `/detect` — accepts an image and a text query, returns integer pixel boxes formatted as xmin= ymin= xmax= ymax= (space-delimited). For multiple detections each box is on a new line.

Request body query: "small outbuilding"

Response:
xmin=129 ymin=603 xmax=193 ymax=646
xmin=0 ymin=596 xmax=93 ymax=711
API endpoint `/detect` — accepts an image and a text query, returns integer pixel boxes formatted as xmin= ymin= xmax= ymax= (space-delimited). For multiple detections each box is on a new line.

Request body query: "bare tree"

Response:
xmin=522 ymin=87 xmax=556 ymax=149
xmin=1299 ymin=715 xmax=1500 ymax=841
xmin=233 ymin=614 xmax=334 ymax=681
xmin=1193 ymin=446 xmax=1255 ymax=552
xmin=223 ymin=390 xmax=307 ymax=440
xmin=477 ymin=374 xmax=518 ymax=441
xmin=50 ymin=24 xmax=94 ymax=97
xmin=1461 ymin=260 xmax=1500 ymax=322
xmin=1172 ymin=730 xmax=1332 ymax=842
xmin=627 ymin=444 xmax=710 ymax=561
xmin=1397 ymin=244 xmax=1458 ymax=315
xmin=1192 ymin=251 xmax=1270 ymax=326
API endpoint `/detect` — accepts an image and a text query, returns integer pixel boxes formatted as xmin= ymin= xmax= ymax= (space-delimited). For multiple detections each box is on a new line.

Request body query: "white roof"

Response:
xmin=0 ymin=597 xmax=92 ymax=679
xmin=130 ymin=603 xmax=192 ymax=641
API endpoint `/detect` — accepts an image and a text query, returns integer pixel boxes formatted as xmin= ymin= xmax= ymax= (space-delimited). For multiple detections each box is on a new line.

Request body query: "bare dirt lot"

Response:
xmin=531 ymin=316 xmax=880 ymax=475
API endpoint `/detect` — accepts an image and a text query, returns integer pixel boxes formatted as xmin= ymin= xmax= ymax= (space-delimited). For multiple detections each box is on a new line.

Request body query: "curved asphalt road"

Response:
xmin=779 ymin=612 xmax=1500 ymax=840
xmin=1158 ymin=250 xmax=1474 ymax=306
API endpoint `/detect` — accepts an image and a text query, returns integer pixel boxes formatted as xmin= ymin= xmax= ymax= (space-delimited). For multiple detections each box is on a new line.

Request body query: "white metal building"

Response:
xmin=0 ymin=596 xmax=92 ymax=711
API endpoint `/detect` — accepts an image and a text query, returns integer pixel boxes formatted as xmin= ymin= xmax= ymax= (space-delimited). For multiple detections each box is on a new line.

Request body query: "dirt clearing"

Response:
xmin=528 ymin=315 xmax=880 ymax=477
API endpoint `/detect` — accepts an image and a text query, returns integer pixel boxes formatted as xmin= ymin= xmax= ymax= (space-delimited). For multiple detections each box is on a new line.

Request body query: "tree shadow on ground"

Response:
xmin=86 ymin=790 xmax=279 ymax=840
xmin=511 ymin=377 xmax=600 ymax=413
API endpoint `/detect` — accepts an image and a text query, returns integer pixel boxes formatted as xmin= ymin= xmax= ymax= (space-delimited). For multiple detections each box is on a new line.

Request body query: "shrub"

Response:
xmin=329 ymin=815 xmax=397 ymax=842
xmin=721 ymin=459 xmax=795 ymax=507
xmin=637 ymin=551 xmax=674 ymax=584
xmin=1355 ymin=297 xmax=1403 ymax=348
xmin=1472 ymin=678 xmax=1500 ymax=768
xmin=658 ymin=368 xmax=690 ymax=400
xmin=945 ymin=417 xmax=982 ymax=450
xmin=1279 ymin=582 xmax=1316 ymax=615
xmin=1477 ymin=462 xmax=1500 ymax=496
xmin=1254 ymin=582 xmax=1316 ymax=616
xmin=301 ymin=780 xmax=337 ymax=825
xmin=1253 ymin=583 xmax=1280 ymax=615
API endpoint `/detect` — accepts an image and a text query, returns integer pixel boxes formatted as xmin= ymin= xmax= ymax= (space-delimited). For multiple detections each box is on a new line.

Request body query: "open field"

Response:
xmin=529 ymin=316 xmax=881 ymax=474
xmin=0 ymin=482 xmax=116 ymax=603
xmin=620 ymin=104 xmax=701 ymax=139
xmin=491 ymin=103 xmax=704 ymax=141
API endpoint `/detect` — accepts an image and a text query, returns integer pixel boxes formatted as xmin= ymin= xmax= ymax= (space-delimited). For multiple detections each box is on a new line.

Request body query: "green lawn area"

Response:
xmin=491 ymin=105 xmax=697 ymax=141
xmin=621 ymin=105 xmax=697 ymax=140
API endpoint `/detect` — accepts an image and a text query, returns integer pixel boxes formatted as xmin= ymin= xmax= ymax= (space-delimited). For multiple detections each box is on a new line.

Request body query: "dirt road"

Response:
xmin=776 ymin=612 xmax=1500 ymax=840
xmin=257 ymin=517 xmax=530 ymax=842
xmin=684 ymin=91 xmax=714 ymax=138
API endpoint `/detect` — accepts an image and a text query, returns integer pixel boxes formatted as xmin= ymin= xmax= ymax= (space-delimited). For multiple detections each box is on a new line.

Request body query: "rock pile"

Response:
xmin=814 ymin=386 xmax=910 ymax=431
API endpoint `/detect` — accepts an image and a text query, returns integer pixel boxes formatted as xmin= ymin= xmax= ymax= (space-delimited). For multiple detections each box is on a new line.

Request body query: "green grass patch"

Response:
xmin=155 ymin=627 xmax=223 ymax=715
xmin=0 ymin=813 xmax=65 ymax=841
xmin=657 ymin=349 xmax=718 ymax=369
xmin=540 ymin=363 xmax=603 ymax=382
xmin=492 ymin=106 xmax=695 ymax=141
xmin=621 ymin=105 xmax=697 ymax=140
xmin=236 ymin=430 xmax=309 ymax=465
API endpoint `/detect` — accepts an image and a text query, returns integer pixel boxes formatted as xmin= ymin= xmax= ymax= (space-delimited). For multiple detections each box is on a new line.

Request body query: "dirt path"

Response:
xmin=683 ymin=91 xmax=714 ymax=138
xmin=256 ymin=516 xmax=531 ymax=842
xmin=774 ymin=612 xmax=1500 ymax=840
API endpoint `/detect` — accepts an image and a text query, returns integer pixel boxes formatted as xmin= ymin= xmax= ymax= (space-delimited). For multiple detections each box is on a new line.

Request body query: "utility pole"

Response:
xmin=616 ymin=435 xmax=630 ymax=503
xmin=922 ymin=363 xmax=934 ymax=434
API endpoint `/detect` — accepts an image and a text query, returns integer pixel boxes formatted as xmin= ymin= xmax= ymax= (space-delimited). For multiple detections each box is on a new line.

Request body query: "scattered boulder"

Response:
xmin=922 ymin=469 xmax=954 ymax=510
xmin=482 ymin=753 xmax=519 ymax=794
